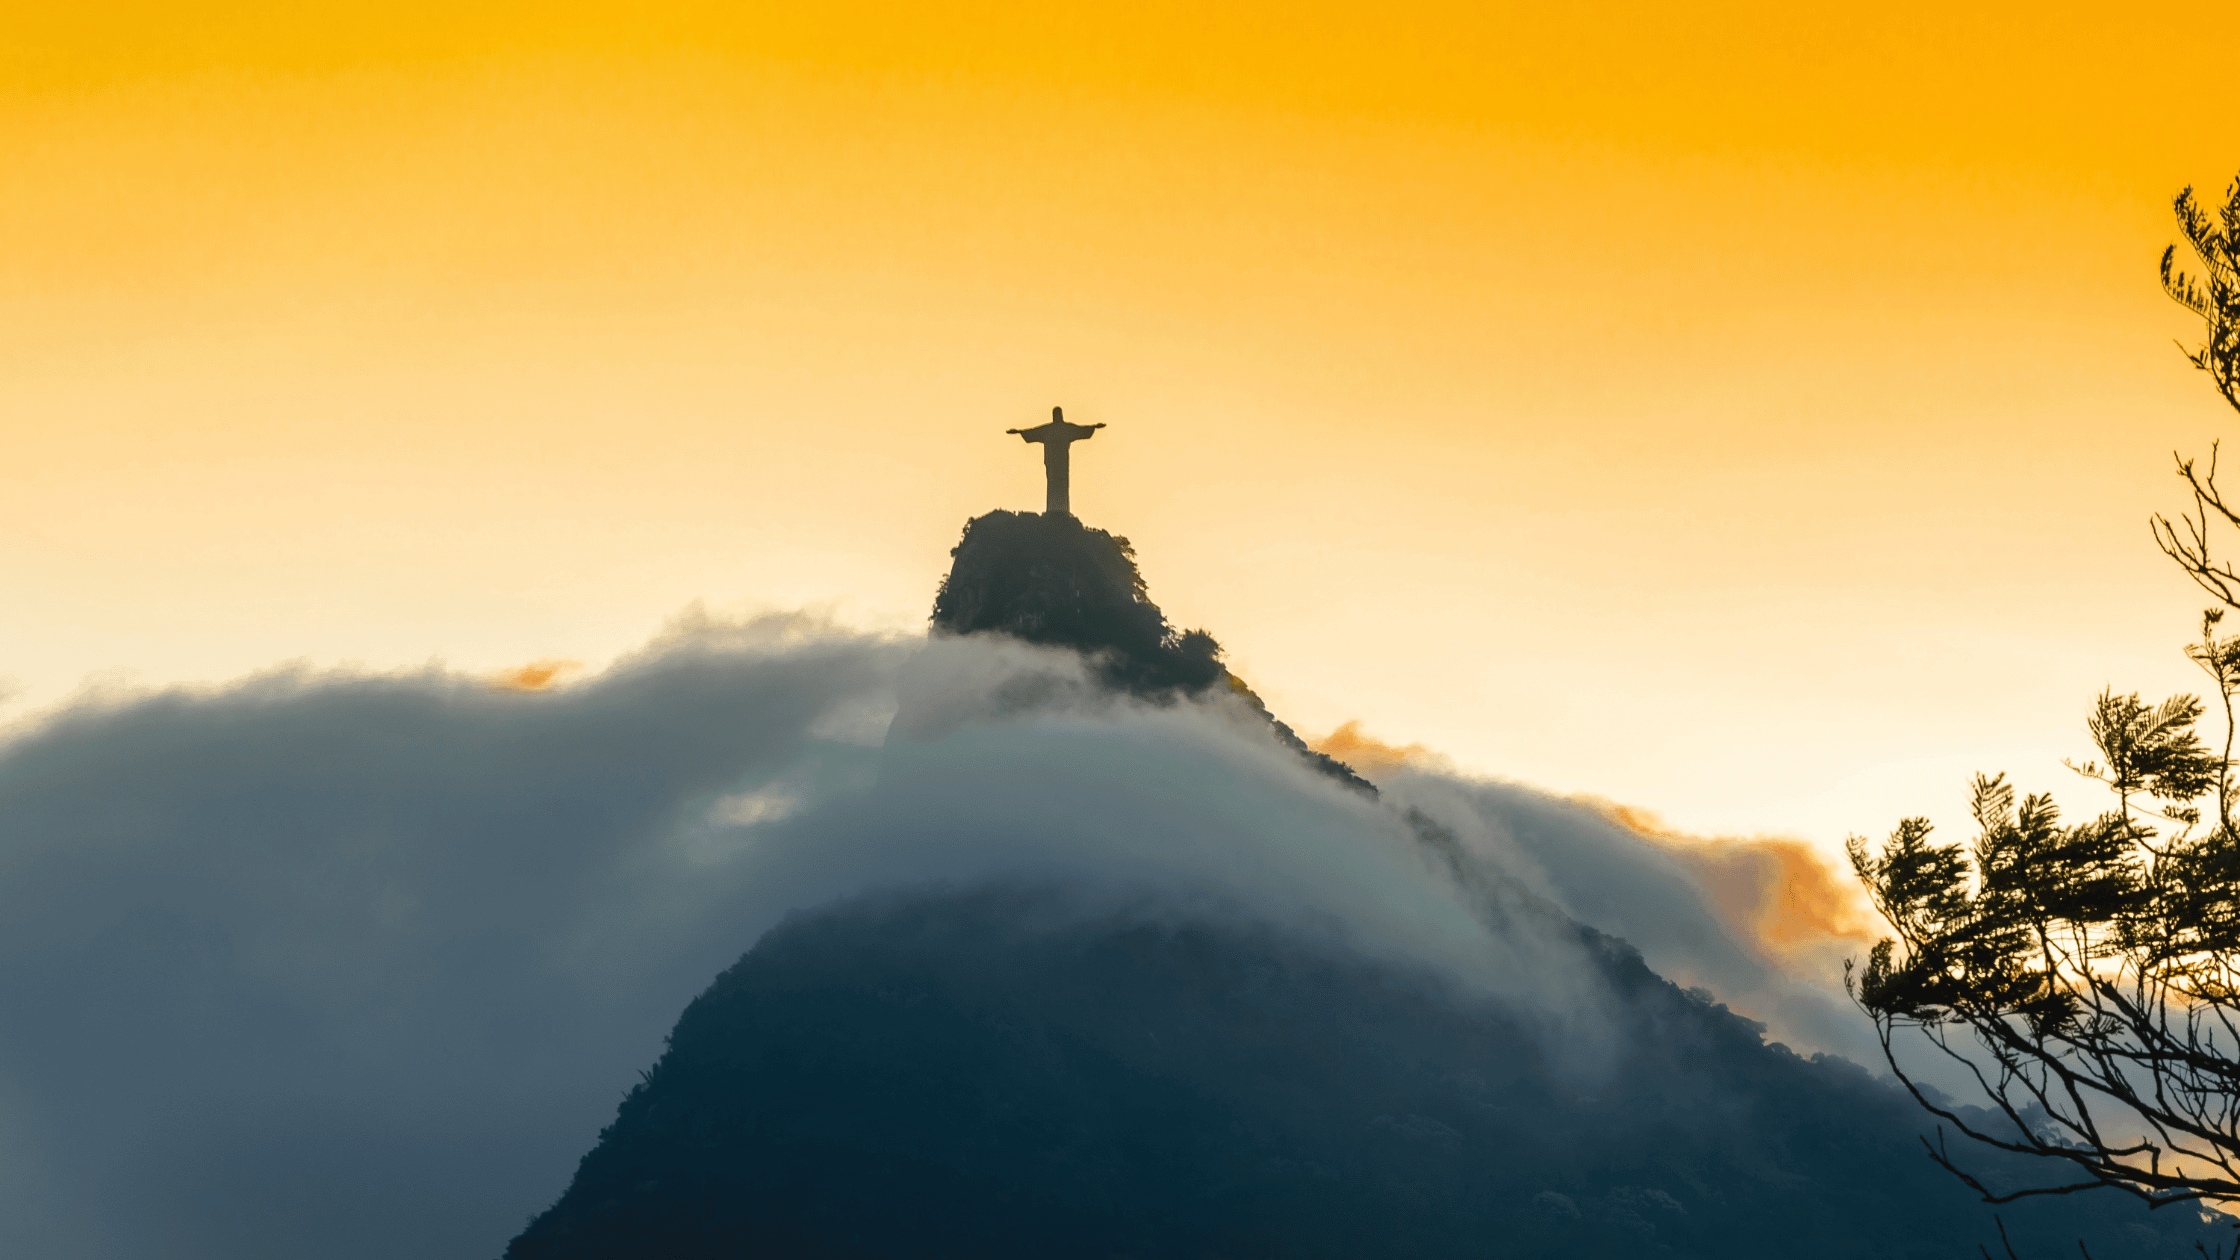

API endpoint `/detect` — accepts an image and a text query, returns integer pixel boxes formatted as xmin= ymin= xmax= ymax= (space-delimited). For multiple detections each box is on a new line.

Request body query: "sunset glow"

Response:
xmin=5 ymin=2 xmax=2233 ymax=864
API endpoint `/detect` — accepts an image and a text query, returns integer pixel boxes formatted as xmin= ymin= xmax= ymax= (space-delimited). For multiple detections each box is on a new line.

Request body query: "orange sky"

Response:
xmin=2 ymin=3 xmax=2234 ymax=864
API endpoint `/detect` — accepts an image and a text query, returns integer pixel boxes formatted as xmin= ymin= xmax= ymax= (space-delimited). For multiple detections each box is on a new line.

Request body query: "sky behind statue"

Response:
xmin=0 ymin=2 xmax=2232 ymax=878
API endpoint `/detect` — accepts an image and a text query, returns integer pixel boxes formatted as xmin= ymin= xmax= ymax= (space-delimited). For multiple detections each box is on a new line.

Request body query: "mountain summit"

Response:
xmin=931 ymin=508 xmax=1373 ymax=792
xmin=501 ymin=501 xmax=2215 ymax=1260
xmin=930 ymin=509 xmax=1225 ymax=697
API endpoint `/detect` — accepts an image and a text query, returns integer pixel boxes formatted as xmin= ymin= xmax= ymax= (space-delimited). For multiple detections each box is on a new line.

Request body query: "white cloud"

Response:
xmin=0 ymin=616 xmax=1878 ymax=1259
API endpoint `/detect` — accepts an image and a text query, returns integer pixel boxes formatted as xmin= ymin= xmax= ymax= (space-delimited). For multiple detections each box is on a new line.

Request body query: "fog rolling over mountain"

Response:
xmin=508 ymin=512 xmax=2207 ymax=1258
xmin=0 ymin=510 xmax=2213 ymax=1256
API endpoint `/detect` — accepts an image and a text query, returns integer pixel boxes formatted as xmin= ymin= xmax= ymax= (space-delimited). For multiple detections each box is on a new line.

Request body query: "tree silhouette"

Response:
xmin=1850 ymin=175 xmax=2240 ymax=1236
xmin=2162 ymin=181 xmax=2240 ymax=416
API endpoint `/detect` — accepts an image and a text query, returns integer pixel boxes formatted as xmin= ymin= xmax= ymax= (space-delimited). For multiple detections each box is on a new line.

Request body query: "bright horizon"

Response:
xmin=5 ymin=2 xmax=2235 ymax=869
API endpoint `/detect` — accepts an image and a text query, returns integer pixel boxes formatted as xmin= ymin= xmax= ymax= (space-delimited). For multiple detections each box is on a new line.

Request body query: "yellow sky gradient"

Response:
xmin=3 ymin=3 xmax=2235 ymax=864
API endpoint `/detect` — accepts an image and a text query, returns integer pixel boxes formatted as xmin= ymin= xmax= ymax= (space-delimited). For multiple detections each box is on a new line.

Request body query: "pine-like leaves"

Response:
xmin=1847 ymin=682 xmax=2240 ymax=1205
xmin=2163 ymin=180 xmax=2240 ymax=413
xmin=1844 ymin=168 xmax=2240 ymax=1214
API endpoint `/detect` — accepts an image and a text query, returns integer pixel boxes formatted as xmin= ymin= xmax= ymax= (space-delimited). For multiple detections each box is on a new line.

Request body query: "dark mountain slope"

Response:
xmin=506 ymin=889 xmax=2213 ymax=1259
xmin=506 ymin=506 xmax=2218 ymax=1257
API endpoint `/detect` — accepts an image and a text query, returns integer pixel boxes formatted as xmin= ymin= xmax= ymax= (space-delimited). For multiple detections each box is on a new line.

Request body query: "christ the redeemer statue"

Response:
xmin=1007 ymin=406 xmax=1105 ymax=517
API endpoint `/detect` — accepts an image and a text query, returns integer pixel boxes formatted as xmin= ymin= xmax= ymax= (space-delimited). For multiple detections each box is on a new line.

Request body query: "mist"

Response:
xmin=0 ymin=614 xmax=1879 ymax=1259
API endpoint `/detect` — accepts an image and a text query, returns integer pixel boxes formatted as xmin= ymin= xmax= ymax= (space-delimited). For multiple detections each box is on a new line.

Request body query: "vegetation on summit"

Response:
xmin=931 ymin=508 xmax=1374 ymax=792
xmin=931 ymin=509 xmax=1227 ymax=698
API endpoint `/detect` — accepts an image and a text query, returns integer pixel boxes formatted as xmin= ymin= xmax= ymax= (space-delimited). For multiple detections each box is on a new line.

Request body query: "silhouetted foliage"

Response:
xmin=1852 ymin=174 xmax=2240 ymax=1231
xmin=2163 ymin=179 xmax=2240 ymax=416
xmin=509 ymin=888 xmax=2212 ymax=1259
xmin=931 ymin=509 xmax=1375 ymax=793
xmin=2155 ymin=176 xmax=2240 ymax=610
xmin=1849 ymin=681 xmax=2240 ymax=1207
xmin=933 ymin=510 xmax=1227 ymax=697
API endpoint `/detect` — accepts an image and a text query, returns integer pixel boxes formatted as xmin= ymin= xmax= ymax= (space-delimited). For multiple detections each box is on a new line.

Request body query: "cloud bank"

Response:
xmin=0 ymin=616 xmax=1876 ymax=1259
